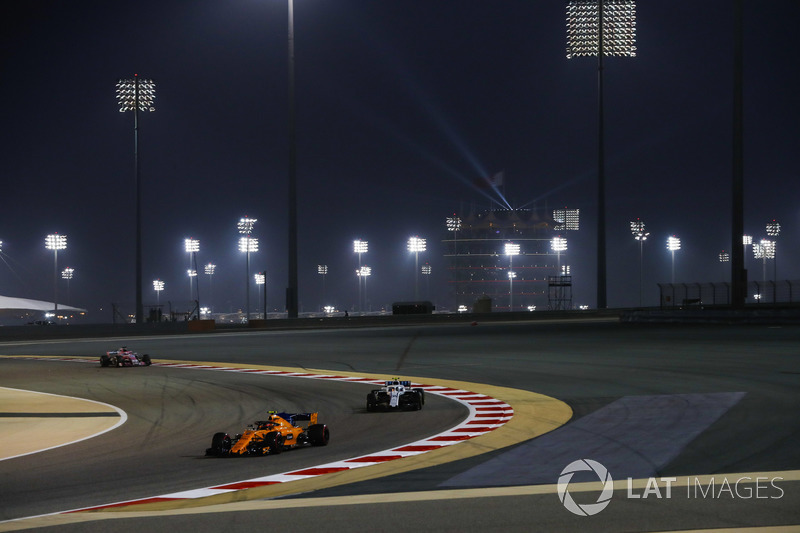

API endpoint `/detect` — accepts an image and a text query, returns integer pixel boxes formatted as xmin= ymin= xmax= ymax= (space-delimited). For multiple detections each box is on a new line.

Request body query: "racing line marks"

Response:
xmin=9 ymin=357 xmax=513 ymax=513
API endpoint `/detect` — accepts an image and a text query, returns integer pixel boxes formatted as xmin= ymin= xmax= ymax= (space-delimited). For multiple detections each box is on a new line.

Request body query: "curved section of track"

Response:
xmin=0 ymin=356 xmax=571 ymax=524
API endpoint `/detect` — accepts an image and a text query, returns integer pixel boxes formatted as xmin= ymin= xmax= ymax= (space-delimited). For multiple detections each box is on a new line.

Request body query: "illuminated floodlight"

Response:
xmin=318 ymin=264 xmax=328 ymax=275
xmin=153 ymin=279 xmax=165 ymax=291
xmin=446 ymin=216 xmax=462 ymax=232
xmin=421 ymin=264 xmax=431 ymax=275
xmin=238 ymin=216 xmax=257 ymax=235
xmin=407 ymin=237 xmax=426 ymax=253
xmin=508 ymin=271 xmax=517 ymax=279
xmin=667 ymin=235 xmax=680 ymax=283
xmin=766 ymin=220 xmax=781 ymax=237
xmin=630 ymin=219 xmax=648 ymax=241
xmin=719 ymin=251 xmax=730 ymax=263
xmin=458 ymin=305 xmax=468 ymax=313
xmin=566 ymin=0 xmax=637 ymax=59
xmin=353 ymin=239 xmax=368 ymax=254
xmin=187 ymin=269 xmax=197 ymax=277
xmin=184 ymin=238 xmax=200 ymax=253
xmin=205 ymin=263 xmax=216 ymax=275
xmin=562 ymin=265 xmax=571 ymax=275
xmin=554 ymin=208 xmax=580 ymax=231
xmin=45 ymin=233 xmax=67 ymax=251
xmin=551 ymin=236 xmax=568 ymax=253
xmin=527 ymin=305 xmax=537 ymax=312
xmin=504 ymin=242 xmax=521 ymax=256
xmin=357 ymin=266 xmax=372 ymax=277
xmin=742 ymin=235 xmax=752 ymax=246
xmin=238 ymin=236 xmax=259 ymax=253
xmin=255 ymin=272 xmax=265 ymax=285
xmin=631 ymin=219 xmax=648 ymax=306
xmin=116 ymin=76 xmax=156 ymax=112
xmin=61 ymin=267 xmax=74 ymax=280
xmin=753 ymin=239 xmax=775 ymax=260
xmin=200 ymin=307 xmax=210 ymax=316
xmin=323 ymin=305 xmax=336 ymax=314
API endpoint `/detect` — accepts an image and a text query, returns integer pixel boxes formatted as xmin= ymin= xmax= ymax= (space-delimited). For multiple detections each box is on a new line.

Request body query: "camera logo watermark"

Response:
xmin=557 ymin=459 xmax=614 ymax=516
xmin=558 ymin=459 xmax=785 ymax=516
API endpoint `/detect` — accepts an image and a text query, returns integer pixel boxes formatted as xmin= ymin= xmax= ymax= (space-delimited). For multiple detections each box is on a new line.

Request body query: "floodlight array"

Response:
xmin=719 ymin=251 xmax=730 ymax=263
xmin=353 ymin=239 xmax=368 ymax=254
xmin=630 ymin=219 xmax=647 ymax=239
xmin=61 ymin=267 xmax=74 ymax=280
xmin=753 ymin=239 xmax=775 ymax=260
xmin=551 ymin=236 xmax=568 ymax=253
xmin=238 ymin=217 xmax=256 ymax=235
xmin=666 ymin=236 xmax=681 ymax=252
xmin=766 ymin=220 xmax=781 ymax=237
xmin=238 ymin=236 xmax=259 ymax=253
xmin=446 ymin=216 xmax=462 ymax=232
xmin=407 ymin=237 xmax=426 ymax=253
xmin=566 ymin=0 xmax=636 ymax=59
xmin=357 ymin=266 xmax=371 ymax=277
xmin=742 ymin=235 xmax=753 ymax=246
xmin=504 ymin=242 xmax=521 ymax=256
xmin=205 ymin=263 xmax=216 ymax=275
xmin=45 ymin=233 xmax=67 ymax=250
xmin=187 ymin=269 xmax=197 ymax=278
xmin=255 ymin=273 xmax=265 ymax=285
xmin=116 ymin=77 xmax=156 ymax=112
xmin=184 ymin=238 xmax=200 ymax=253
xmin=554 ymin=208 xmax=580 ymax=231
xmin=421 ymin=264 xmax=432 ymax=275
xmin=318 ymin=264 xmax=328 ymax=275
xmin=153 ymin=279 xmax=165 ymax=291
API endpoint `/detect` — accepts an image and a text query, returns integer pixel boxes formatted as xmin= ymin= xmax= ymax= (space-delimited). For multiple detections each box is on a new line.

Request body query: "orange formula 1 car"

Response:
xmin=205 ymin=411 xmax=329 ymax=457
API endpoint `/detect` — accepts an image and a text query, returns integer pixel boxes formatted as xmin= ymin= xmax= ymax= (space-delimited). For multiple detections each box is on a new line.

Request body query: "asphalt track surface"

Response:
xmin=1 ymin=318 xmax=799 ymax=532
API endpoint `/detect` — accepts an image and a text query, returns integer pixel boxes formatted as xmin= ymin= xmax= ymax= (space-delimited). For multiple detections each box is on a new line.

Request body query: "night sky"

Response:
xmin=2 ymin=1 xmax=799 ymax=321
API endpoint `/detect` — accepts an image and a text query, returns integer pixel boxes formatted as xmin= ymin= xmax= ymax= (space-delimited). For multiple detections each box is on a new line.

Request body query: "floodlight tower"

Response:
xmin=116 ymin=74 xmax=155 ymax=325
xmin=357 ymin=266 xmax=371 ymax=312
xmin=238 ymin=217 xmax=258 ymax=323
xmin=667 ymin=235 xmax=681 ymax=283
xmin=45 ymin=233 xmax=67 ymax=316
xmin=753 ymin=239 xmax=775 ymax=284
xmin=318 ymin=264 xmax=328 ymax=311
xmin=630 ymin=219 xmax=649 ymax=306
xmin=407 ymin=236 xmax=427 ymax=300
xmin=353 ymin=239 xmax=368 ymax=312
xmin=421 ymin=263 xmax=432 ymax=300
xmin=255 ymin=272 xmax=266 ymax=317
xmin=204 ymin=263 xmax=216 ymax=312
xmin=446 ymin=216 xmax=462 ymax=305
xmin=286 ymin=0 xmax=299 ymax=320
xmin=567 ymin=0 xmax=636 ymax=309
xmin=766 ymin=220 xmax=781 ymax=282
xmin=153 ymin=279 xmax=165 ymax=305
xmin=184 ymin=238 xmax=200 ymax=314
xmin=551 ymin=236 xmax=568 ymax=273
xmin=504 ymin=242 xmax=520 ymax=312
xmin=61 ymin=267 xmax=74 ymax=306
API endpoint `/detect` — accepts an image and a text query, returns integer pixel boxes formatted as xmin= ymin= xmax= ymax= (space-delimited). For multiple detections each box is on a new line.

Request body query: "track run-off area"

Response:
xmin=0 ymin=318 xmax=799 ymax=531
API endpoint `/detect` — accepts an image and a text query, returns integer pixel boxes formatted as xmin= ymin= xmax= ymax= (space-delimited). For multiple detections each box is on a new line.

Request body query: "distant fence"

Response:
xmin=657 ymin=280 xmax=800 ymax=308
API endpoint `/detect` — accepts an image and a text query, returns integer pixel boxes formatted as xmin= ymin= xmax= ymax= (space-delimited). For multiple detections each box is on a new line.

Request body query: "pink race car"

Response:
xmin=100 ymin=347 xmax=152 ymax=367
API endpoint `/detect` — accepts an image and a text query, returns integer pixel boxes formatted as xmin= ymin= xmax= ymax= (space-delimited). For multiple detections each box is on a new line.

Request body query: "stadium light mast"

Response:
xmin=45 ymin=233 xmax=67 ymax=317
xmin=407 ymin=236 xmax=427 ymax=300
xmin=317 ymin=264 xmax=328 ymax=311
xmin=667 ymin=235 xmax=681 ymax=283
xmin=204 ymin=263 xmax=216 ymax=313
xmin=353 ymin=239 xmax=368 ymax=313
xmin=286 ymin=0 xmax=299 ymax=320
xmin=153 ymin=279 xmax=165 ymax=305
xmin=567 ymin=0 xmax=636 ymax=309
xmin=184 ymin=238 xmax=200 ymax=316
xmin=61 ymin=267 xmax=75 ymax=306
xmin=551 ymin=236 xmax=568 ymax=272
xmin=357 ymin=266 xmax=371 ymax=313
xmin=238 ymin=217 xmax=258 ymax=323
xmin=504 ymin=242 xmax=520 ymax=312
xmin=766 ymin=220 xmax=781 ymax=282
xmin=630 ymin=218 xmax=649 ymax=306
xmin=116 ymin=74 xmax=155 ymax=325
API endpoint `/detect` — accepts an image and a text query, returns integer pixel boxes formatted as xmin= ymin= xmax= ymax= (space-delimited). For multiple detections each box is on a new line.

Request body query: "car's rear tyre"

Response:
xmin=366 ymin=394 xmax=376 ymax=412
xmin=114 ymin=356 xmax=122 ymax=367
xmin=100 ymin=355 xmax=110 ymax=367
xmin=308 ymin=424 xmax=330 ymax=446
xmin=264 ymin=432 xmax=282 ymax=454
xmin=142 ymin=354 xmax=152 ymax=366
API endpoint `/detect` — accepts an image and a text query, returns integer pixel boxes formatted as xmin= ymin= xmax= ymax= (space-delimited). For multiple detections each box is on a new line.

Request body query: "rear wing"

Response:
xmin=276 ymin=412 xmax=318 ymax=426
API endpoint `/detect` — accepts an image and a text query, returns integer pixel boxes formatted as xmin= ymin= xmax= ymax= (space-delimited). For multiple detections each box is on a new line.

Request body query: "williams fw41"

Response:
xmin=366 ymin=378 xmax=425 ymax=411
xmin=100 ymin=347 xmax=152 ymax=367
xmin=205 ymin=411 xmax=330 ymax=457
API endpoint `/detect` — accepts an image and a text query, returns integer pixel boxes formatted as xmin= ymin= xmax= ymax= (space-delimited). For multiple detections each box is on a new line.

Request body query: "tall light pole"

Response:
xmin=61 ymin=267 xmax=74 ymax=305
xmin=286 ymin=0 xmax=299 ymax=319
xmin=255 ymin=272 xmax=266 ymax=318
xmin=357 ymin=266 xmax=371 ymax=312
xmin=766 ymin=220 xmax=780 ymax=282
xmin=446 ymin=215 xmax=462 ymax=307
xmin=753 ymin=239 xmax=775 ymax=284
xmin=45 ymin=233 xmax=67 ymax=317
xmin=630 ymin=219 xmax=649 ymax=306
xmin=504 ymin=242 xmax=520 ymax=312
xmin=153 ymin=279 xmax=165 ymax=305
xmin=238 ymin=217 xmax=258 ymax=323
xmin=421 ymin=263 xmax=432 ymax=300
xmin=667 ymin=235 xmax=681 ymax=284
xmin=116 ymin=74 xmax=155 ymax=325
xmin=317 ymin=264 xmax=328 ymax=311
xmin=407 ymin=236 xmax=426 ymax=300
xmin=567 ymin=0 xmax=636 ymax=309
xmin=551 ymin=236 xmax=568 ymax=273
xmin=184 ymin=238 xmax=200 ymax=316
xmin=204 ymin=263 xmax=216 ymax=313
xmin=353 ymin=239 xmax=368 ymax=312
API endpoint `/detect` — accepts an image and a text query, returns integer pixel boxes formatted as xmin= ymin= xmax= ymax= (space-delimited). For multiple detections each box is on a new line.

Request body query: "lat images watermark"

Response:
xmin=557 ymin=459 xmax=785 ymax=516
